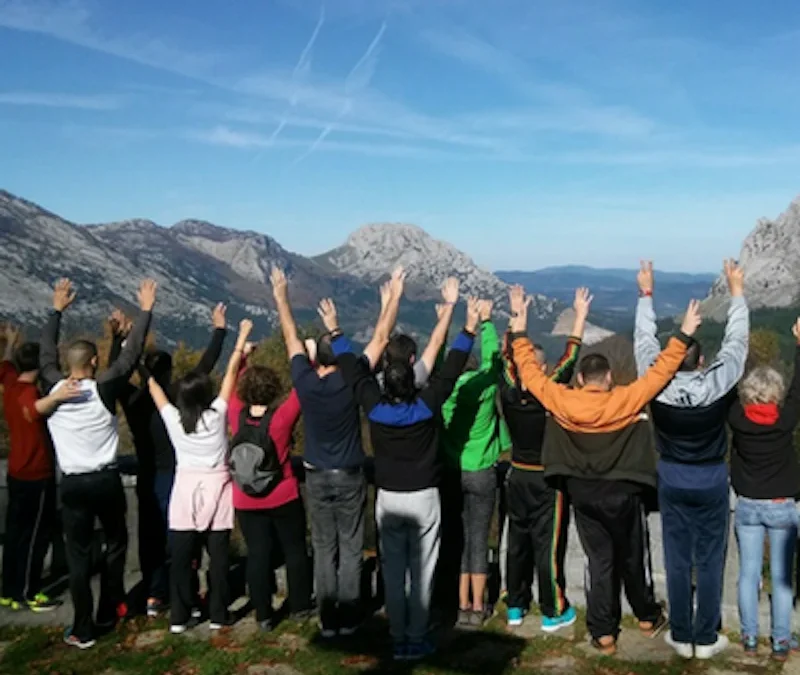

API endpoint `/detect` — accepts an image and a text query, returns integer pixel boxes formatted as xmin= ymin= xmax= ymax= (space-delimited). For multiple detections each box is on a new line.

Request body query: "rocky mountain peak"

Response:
xmin=703 ymin=194 xmax=800 ymax=319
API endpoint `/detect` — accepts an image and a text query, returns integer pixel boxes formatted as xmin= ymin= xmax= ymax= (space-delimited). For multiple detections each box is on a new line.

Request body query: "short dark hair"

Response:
xmin=174 ymin=371 xmax=215 ymax=434
xmin=66 ymin=340 xmax=98 ymax=370
xmin=237 ymin=365 xmax=283 ymax=407
xmin=145 ymin=350 xmax=173 ymax=383
xmin=679 ymin=341 xmax=702 ymax=372
xmin=578 ymin=353 xmax=611 ymax=383
xmin=15 ymin=342 xmax=40 ymax=373
xmin=384 ymin=360 xmax=416 ymax=402
xmin=385 ymin=334 xmax=418 ymax=364
xmin=316 ymin=334 xmax=337 ymax=367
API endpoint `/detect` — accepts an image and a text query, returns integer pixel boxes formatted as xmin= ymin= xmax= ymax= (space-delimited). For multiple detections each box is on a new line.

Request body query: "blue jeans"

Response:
xmin=735 ymin=497 xmax=797 ymax=643
xmin=659 ymin=477 xmax=729 ymax=645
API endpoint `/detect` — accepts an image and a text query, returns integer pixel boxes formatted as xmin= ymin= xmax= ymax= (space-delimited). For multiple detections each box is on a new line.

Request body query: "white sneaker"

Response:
xmin=694 ymin=634 xmax=729 ymax=660
xmin=665 ymin=633 xmax=693 ymax=659
xmin=170 ymin=625 xmax=188 ymax=635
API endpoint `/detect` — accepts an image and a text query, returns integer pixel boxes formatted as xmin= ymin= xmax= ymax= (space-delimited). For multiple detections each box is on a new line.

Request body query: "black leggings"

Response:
xmin=237 ymin=499 xmax=312 ymax=622
xmin=170 ymin=530 xmax=230 ymax=626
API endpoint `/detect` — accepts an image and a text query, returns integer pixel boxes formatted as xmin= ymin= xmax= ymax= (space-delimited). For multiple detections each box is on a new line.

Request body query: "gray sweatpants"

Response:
xmin=376 ymin=487 xmax=441 ymax=643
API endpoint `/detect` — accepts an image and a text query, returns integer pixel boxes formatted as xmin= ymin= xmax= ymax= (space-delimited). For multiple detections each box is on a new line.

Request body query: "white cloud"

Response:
xmin=0 ymin=91 xmax=122 ymax=110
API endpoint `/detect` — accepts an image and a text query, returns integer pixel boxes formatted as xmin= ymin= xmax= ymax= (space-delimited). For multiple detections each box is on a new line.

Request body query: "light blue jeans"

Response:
xmin=735 ymin=497 xmax=798 ymax=643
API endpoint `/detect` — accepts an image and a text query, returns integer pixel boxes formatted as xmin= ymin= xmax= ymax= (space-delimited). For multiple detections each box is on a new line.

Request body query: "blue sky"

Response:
xmin=1 ymin=0 xmax=799 ymax=273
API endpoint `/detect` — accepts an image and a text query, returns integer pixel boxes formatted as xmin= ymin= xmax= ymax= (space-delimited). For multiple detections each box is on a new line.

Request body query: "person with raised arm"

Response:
xmin=438 ymin=299 xmax=508 ymax=628
xmin=500 ymin=288 xmax=592 ymax=632
xmin=0 ymin=325 xmax=79 ymax=613
xmin=507 ymin=284 xmax=701 ymax=656
xmin=269 ymin=266 xmax=370 ymax=637
xmin=226 ymin=341 xmax=312 ymax=632
xmin=146 ymin=318 xmax=251 ymax=635
xmin=325 ymin=277 xmax=478 ymax=662
xmin=107 ymin=303 xmax=228 ymax=618
xmin=40 ymin=278 xmax=157 ymax=649
xmin=729 ymin=319 xmax=800 ymax=661
xmin=634 ymin=259 xmax=748 ymax=660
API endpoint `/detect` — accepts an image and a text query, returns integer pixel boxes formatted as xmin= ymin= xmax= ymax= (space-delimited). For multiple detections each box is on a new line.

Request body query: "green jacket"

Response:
xmin=440 ymin=321 xmax=511 ymax=471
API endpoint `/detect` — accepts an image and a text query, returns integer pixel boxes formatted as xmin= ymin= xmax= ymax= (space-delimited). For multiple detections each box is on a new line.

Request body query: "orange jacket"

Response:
xmin=510 ymin=335 xmax=690 ymax=434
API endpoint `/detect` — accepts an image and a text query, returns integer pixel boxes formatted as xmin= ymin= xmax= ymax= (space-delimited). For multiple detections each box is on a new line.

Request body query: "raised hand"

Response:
xmin=243 ymin=341 xmax=256 ymax=358
xmin=792 ymin=318 xmax=800 ymax=343
xmin=238 ymin=319 xmax=254 ymax=343
xmin=212 ymin=303 xmax=227 ymax=329
xmin=680 ymin=300 xmax=702 ymax=337
xmin=637 ymin=261 xmax=654 ymax=294
xmin=137 ymin=279 xmax=158 ymax=311
xmin=317 ymin=298 xmax=339 ymax=333
xmin=508 ymin=285 xmax=532 ymax=333
xmin=724 ymin=259 xmax=744 ymax=297
xmin=466 ymin=296 xmax=480 ymax=333
xmin=573 ymin=287 xmax=593 ymax=318
xmin=304 ymin=338 xmax=318 ymax=363
xmin=270 ymin=266 xmax=288 ymax=300
xmin=479 ymin=299 xmax=493 ymax=323
xmin=53 ymin=278 xmax=76 ymax=312
xmin=390 ymin=266 xmax=406 ymax=297
xmin=109 ymin=309 xmax=132 ymax=337
xmin=4 ymin=324 xmax=20 ymax=348
xmin=441 ymin=277 xmax=460 ymax=305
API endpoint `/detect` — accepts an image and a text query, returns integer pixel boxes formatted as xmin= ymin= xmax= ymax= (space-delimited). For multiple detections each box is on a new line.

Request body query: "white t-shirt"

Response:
xmin=160 ymin=397 xmax=229 ymax=469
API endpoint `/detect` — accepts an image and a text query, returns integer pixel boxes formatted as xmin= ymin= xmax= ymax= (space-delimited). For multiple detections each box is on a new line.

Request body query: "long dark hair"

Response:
xmin=174 ymin=371 xmax=215 ymax=434
xmin=384 ymin=361 xmax=416 ymax=403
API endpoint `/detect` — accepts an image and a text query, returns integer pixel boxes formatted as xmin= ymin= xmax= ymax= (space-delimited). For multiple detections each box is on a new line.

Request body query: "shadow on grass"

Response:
xmin=309 ymin=616 xmax=528 ymax=675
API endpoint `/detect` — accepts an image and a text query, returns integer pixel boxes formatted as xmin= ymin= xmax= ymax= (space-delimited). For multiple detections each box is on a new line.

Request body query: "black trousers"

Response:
xmin=170 ymin=529 xmax=230 ymax=625
xmin=572 ymin=490 xmax=661 ymax=640
xmin=237 ymin=500 xmax=312 ymax=622
xmin=2 ymin=476 xmax=57 ymax=602
xmin=61 ymin=469 xmax=128 ymax=642
xmin=505 ymin=469 xmax=570 ymax=618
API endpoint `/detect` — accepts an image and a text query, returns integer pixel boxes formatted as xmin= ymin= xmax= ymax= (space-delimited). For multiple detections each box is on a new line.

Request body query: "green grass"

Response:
xmin=0 ymin=610 xmax=785 ymax=675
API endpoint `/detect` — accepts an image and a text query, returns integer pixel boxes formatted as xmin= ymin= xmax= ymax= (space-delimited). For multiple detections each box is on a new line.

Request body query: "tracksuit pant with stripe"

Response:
xmin=572 ymin=488 xmax=661 ymax=640
xmin=2 ymin=476 xmax=57 ymax=602
xmin=505 ymin=467 xmax=570 ymax=618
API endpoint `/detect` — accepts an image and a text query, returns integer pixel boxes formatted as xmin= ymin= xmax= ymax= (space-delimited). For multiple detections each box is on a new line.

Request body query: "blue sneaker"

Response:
xmin=507 ymin=607 xmax=525 ymax=627
xmin=392 ymin=642 xmax=407 ymax=662
xmin=405 ymin=639 xmax=436 ymax=661
xmin=542 ymin=606 xmax=577 ymax=633
xmin=742 ymin=635 xmax=758 ymax=654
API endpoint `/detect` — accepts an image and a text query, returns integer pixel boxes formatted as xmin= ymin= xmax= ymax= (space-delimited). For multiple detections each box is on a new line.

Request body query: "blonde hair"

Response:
xmin=739 ymin=366 xmax=786 ymax=405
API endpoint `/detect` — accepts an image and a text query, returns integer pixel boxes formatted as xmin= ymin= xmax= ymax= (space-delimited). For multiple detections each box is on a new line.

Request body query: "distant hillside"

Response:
xmin=497 ymin=266 xmax=716 ymax=319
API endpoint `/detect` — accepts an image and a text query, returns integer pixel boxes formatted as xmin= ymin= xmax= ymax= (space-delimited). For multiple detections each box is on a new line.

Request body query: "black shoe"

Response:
xmin=259 ymin=619 xmax=274 ymax=633
xmin=290 ymin=609 xmax=315 ymax=623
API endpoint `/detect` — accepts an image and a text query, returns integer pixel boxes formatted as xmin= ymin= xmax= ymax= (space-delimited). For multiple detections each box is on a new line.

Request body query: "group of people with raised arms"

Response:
xmin=1 ymin=258 xmax=799 ymax=663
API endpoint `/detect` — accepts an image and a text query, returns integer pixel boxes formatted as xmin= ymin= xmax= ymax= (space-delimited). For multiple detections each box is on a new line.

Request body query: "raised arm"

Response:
xmin=477 ymin=302 xmax=501 ymax=375
xmin=270 ymin=266 xmax=304 ymax=360
xmin=106 ymin=309 xmax=132 ymax=368
xmin=147 ymin=375 xmax=171 ymax=412
xmin=569 ymin=287 xmax=593 ymax=343
xmin=227 ymin=342 xmax=254 ymax=435
xmin=219 ymin=319 xmax=254 ymax=404
xmin=2 ymin=325 xmax=19 ymax=363
xmin=702 ymin=260 xmax=749 ymax=397
xmin=423 ymin=296 xmax=479 ymax=407
xmin=634 ymin=260 xmax=661 ymax=376
xmin=331 ymin=337 xmax=384 ymax=414
xmin=361 ymin=268 xmax=405 ymax=370
xmin=40 ymin=279 xmax=76 ymax=391
xmin=35 ymin=378 xmax=83 ymax=416
xmin=192 ymin=303 xmax=228 ymax=375
xmin=419 ymin=277 xmax=460 ymax=375
xmin=98 ymin=280 xmax=156 ymax=385
xmin=550 ymin=337 xmax=582 ymax=384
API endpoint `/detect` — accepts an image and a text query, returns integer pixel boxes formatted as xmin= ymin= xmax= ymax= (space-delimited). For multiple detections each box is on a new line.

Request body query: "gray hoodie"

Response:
xmin=634 ymin=295 xmax=749 ymax=408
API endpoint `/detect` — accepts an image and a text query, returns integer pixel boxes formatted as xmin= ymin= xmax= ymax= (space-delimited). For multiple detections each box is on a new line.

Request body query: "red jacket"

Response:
xmin=1 ymin=361 xmax=54 ymax=481
xmin=228 ymin=364 xmax=301 ymax=510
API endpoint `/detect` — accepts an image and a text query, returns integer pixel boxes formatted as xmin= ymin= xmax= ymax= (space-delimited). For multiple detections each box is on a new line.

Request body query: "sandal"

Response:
xmin=640 ymin=613 xmax=668 ymax=638
xmin=591 ymin=637 xmax=617 ymax=656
